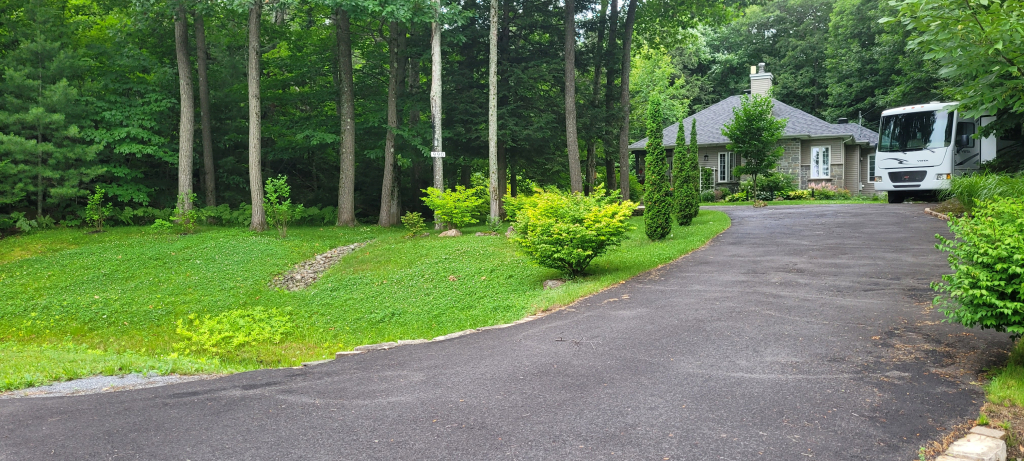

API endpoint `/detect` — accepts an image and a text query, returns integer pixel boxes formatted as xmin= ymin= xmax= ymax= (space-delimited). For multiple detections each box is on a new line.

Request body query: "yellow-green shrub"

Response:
xmin=507 ymin=186 xmax=635 ymax=278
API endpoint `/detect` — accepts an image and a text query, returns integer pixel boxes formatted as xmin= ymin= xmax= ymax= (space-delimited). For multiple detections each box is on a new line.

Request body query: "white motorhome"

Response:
xmin=874 ymin=102 xmax=1005 ymax=203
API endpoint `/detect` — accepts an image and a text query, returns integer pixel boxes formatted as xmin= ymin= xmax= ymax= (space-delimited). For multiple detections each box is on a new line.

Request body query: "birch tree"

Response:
xmin=488 ymin=0 xmax=499 ymax=222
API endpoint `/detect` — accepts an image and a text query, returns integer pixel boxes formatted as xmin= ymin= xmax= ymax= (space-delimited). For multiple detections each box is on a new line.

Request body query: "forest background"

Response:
xmin=0 ymin=0 xmax=1014 ymax=226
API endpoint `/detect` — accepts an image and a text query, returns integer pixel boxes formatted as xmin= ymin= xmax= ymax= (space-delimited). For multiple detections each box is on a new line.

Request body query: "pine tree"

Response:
xmin=684 ymin=118 xmax=700 ymax=221
xmin=0 ymin=0 xmax=102 ymax=218
xmin=672 ymin=118 xmax=699 ymax=225
xmin=643 ymin=93 xmax=671 ymax=240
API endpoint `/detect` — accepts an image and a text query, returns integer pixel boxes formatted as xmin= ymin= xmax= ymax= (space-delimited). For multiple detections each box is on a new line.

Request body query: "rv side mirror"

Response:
xmin=956 ymin=134 xmax=971 ymax=147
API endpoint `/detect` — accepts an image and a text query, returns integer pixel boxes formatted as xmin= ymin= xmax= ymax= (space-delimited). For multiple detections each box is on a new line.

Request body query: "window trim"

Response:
xmin=810 ymin=146 xmax=831 ymax=179
xmin=868 ymin=154 xmax=876 ymax=181
xmin=718 ymin=152 xmax=733 ymax=182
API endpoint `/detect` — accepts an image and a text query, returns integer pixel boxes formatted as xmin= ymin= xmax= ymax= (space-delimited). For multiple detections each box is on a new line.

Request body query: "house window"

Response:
xmin=868 ymin=154 xmax=876 ymax=181
xmin=811 ymin=146 xmax=830 ymax=179
xmin=718 ymin=152 xmax=733 ymax=182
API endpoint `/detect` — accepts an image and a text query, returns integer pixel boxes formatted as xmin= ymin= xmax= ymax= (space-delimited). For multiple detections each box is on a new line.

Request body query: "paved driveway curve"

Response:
xmin=0 ymin=204 xmax=1012 ymax=460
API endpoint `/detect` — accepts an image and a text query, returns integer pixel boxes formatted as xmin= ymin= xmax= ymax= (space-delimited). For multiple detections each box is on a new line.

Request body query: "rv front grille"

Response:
xmin=889 ymin=171 xmax=927 ymax=183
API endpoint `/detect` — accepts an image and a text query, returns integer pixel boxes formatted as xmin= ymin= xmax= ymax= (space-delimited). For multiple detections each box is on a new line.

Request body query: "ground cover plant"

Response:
xmin=933 ymin=196 xmax=1024 ymax=336
xmin=0 ymin=211 xmax=729 ymax=391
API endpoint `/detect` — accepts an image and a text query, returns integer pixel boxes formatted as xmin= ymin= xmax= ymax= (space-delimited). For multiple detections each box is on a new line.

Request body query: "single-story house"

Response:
xmin=629 ymin=64 xmax=881 ymax=195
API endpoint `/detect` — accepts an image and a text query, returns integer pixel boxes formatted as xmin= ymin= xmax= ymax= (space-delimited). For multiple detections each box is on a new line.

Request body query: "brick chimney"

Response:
xmin=750 ymin=62 xmax=772 ymax=97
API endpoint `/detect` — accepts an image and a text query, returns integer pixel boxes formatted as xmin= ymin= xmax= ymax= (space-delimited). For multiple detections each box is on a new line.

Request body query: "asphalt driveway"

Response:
xmin=0 ymin=204 xmax=1012 ymax=460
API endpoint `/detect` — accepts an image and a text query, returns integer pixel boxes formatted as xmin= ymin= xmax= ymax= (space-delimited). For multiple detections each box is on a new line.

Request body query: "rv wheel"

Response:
xmin=887 ymin=191 xmax=905 ymax=204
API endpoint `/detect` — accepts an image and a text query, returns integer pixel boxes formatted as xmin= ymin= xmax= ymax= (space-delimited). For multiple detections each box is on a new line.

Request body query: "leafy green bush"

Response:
xmin=401 ymin=211 xmax=426 ymax=237
xmin=264 ymin=175 xmax=303 ymax=238
xmin=421 ymin=185 xmax=485 ymax=229
xmin=84 ymin=188 xmax=113 ymax=232
xmin=744 ymin=172 xmax=796 ymax=199
xmin=174 ymin=307 xmax=293 ymax=357
xmin=508 ymin=185 xmax=635 ymax=278
xmin=699 ymin=190 xmax=716 ymax=203
xmin=724 ymin=191 xmax=748 ymax=202
xmin=173 ymin=193 xmax=200 ymax=235
xmin=150 ymin=219 xmax=174 ymax=231
xmin=932 ymin=197 xmax=1024 ymax=337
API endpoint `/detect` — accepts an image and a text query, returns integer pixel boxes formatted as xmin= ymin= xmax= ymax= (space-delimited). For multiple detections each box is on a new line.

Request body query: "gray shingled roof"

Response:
xmin=629 ymin=95 xmax=878 ymax=150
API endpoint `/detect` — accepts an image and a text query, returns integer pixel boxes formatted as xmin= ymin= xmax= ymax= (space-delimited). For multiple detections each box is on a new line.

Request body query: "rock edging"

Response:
xmin=332 ymin=311 xmax=554 ymax=360
xmin=269 ymin=241 xmax=369 ymax=292
xmin=925 ymin=207 xmax=951 ymax=221
xmin=937 ymin=426 xmax=1007 ymax=461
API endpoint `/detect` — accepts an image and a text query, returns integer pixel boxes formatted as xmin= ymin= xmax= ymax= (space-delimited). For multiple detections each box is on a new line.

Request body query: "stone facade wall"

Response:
xmin=777 ymin=139 xmax=802 ymax=189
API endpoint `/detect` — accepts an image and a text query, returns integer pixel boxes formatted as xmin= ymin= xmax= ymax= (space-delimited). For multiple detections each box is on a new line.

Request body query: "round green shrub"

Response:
xmin=508 ymin=186 xmax=635 ymax=278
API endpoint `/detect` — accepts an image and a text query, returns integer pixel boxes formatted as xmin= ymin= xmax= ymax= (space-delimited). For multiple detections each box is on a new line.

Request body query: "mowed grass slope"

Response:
xmin=0 ymin=211 xmax=729 ymax=391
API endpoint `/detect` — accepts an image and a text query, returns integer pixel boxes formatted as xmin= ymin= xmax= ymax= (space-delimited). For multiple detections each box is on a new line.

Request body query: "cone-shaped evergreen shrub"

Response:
xmin=673 ymin=118 xmax=700 ymax=225
xmin=644 ymin=94 xmax=671 ymax=240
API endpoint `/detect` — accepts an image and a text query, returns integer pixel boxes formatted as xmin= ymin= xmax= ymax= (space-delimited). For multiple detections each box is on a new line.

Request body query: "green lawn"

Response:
xmin=0 ymin=210 xmax=729 ymax=391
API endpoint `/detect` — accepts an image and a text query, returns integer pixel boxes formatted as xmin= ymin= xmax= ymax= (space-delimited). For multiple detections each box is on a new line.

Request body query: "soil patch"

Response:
xmin=269 ymin=241 xmax=369 ymax=291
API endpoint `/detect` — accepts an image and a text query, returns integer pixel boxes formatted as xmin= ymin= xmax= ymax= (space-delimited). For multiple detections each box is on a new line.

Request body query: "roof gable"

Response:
xmin=630 ymin=95 xmax=878 ymax=150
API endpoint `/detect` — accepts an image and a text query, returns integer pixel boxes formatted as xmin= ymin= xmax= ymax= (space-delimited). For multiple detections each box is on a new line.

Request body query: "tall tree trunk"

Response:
xmin=586 ymin=0 xmax=608 ymax=196
xmin=564 ymin=0 xmax=582 ymax=193
xmin=334 ymin=9 xmax=356 ymax=226
xmin=604 ymin=0 xmax=620 ymax=191
xmin=488 ymin=0 xmax=499 ymax=223
xmin=194 ymin=12 xmax=215 ymax=207
xmin=617 ymin=0 xmax=638 ymax=201
xmin=247 ymin=2 xmax=267 ymax=231
xmin=430 ymin=0 xmax=444 ymax=227
xmin=497 ymin=140 xmax=507 ymax=202
xmin=408 ymin=52 xmax=422 ymax=214
xmin=379 ymin=21 xmax=405 ymax=227
xmin=585 ymin=141 xmax=597 ymax=195
xmin=174 ymin=5 xmax=195 ymax=211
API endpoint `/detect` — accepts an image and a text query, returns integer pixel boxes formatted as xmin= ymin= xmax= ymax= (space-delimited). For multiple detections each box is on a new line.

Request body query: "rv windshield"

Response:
xmin=878 ymin=110 xmax=954 ymax=153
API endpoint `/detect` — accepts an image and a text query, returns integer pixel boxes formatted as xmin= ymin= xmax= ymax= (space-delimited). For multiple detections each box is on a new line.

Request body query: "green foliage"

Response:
xmin=84 ymin=188 xmax=113 ymax=232
xmin=264 ymin=176 xmax=304 ymax=238
xmin=643 ymin=94 xmax=672 ymax=240
xmin=421 ymin=186 xmax=486 ymax=229
xmin=943 ymin=173 xmax=1024 ymax=212
xmin=890 ymin=0 xmax=1024 ymax=137
xmin=509 ymin=186 xmax=636 ymax=277
xmin=401 ymin=211 xmax=427 ymax=237
xmin=722 ymin=94 xmax=788 ymax=204
xmin=742 ymin=172 xmax=796 ymax=200
xmin=699 ymin=190 xmax=716 ymax=203
xmin=806 ymin=181 xmax=852 ymax=199
xmin=150 ymin=219 xmax=174 ymax=231
xmin=932 ymin=197 xmax=1024 ymax=337
xmin=174 ymin=308 xmax=293 ymax=358
xmin=629 ymin=47 xmax=691 ymax=142
xmin=978 ymin=413 xmax=990 ymax=426
xmin=673 ymin=118 xmax=700 ymax=226
xmin=173 ymin=193 xmax=200 ymax=235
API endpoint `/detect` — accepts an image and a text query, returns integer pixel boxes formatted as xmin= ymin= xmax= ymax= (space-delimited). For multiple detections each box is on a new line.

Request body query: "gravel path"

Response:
xmin=268 ymin=241 xmax=368 ymax=291
xmin=0 ymin=373 xmax=221 ymax=399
